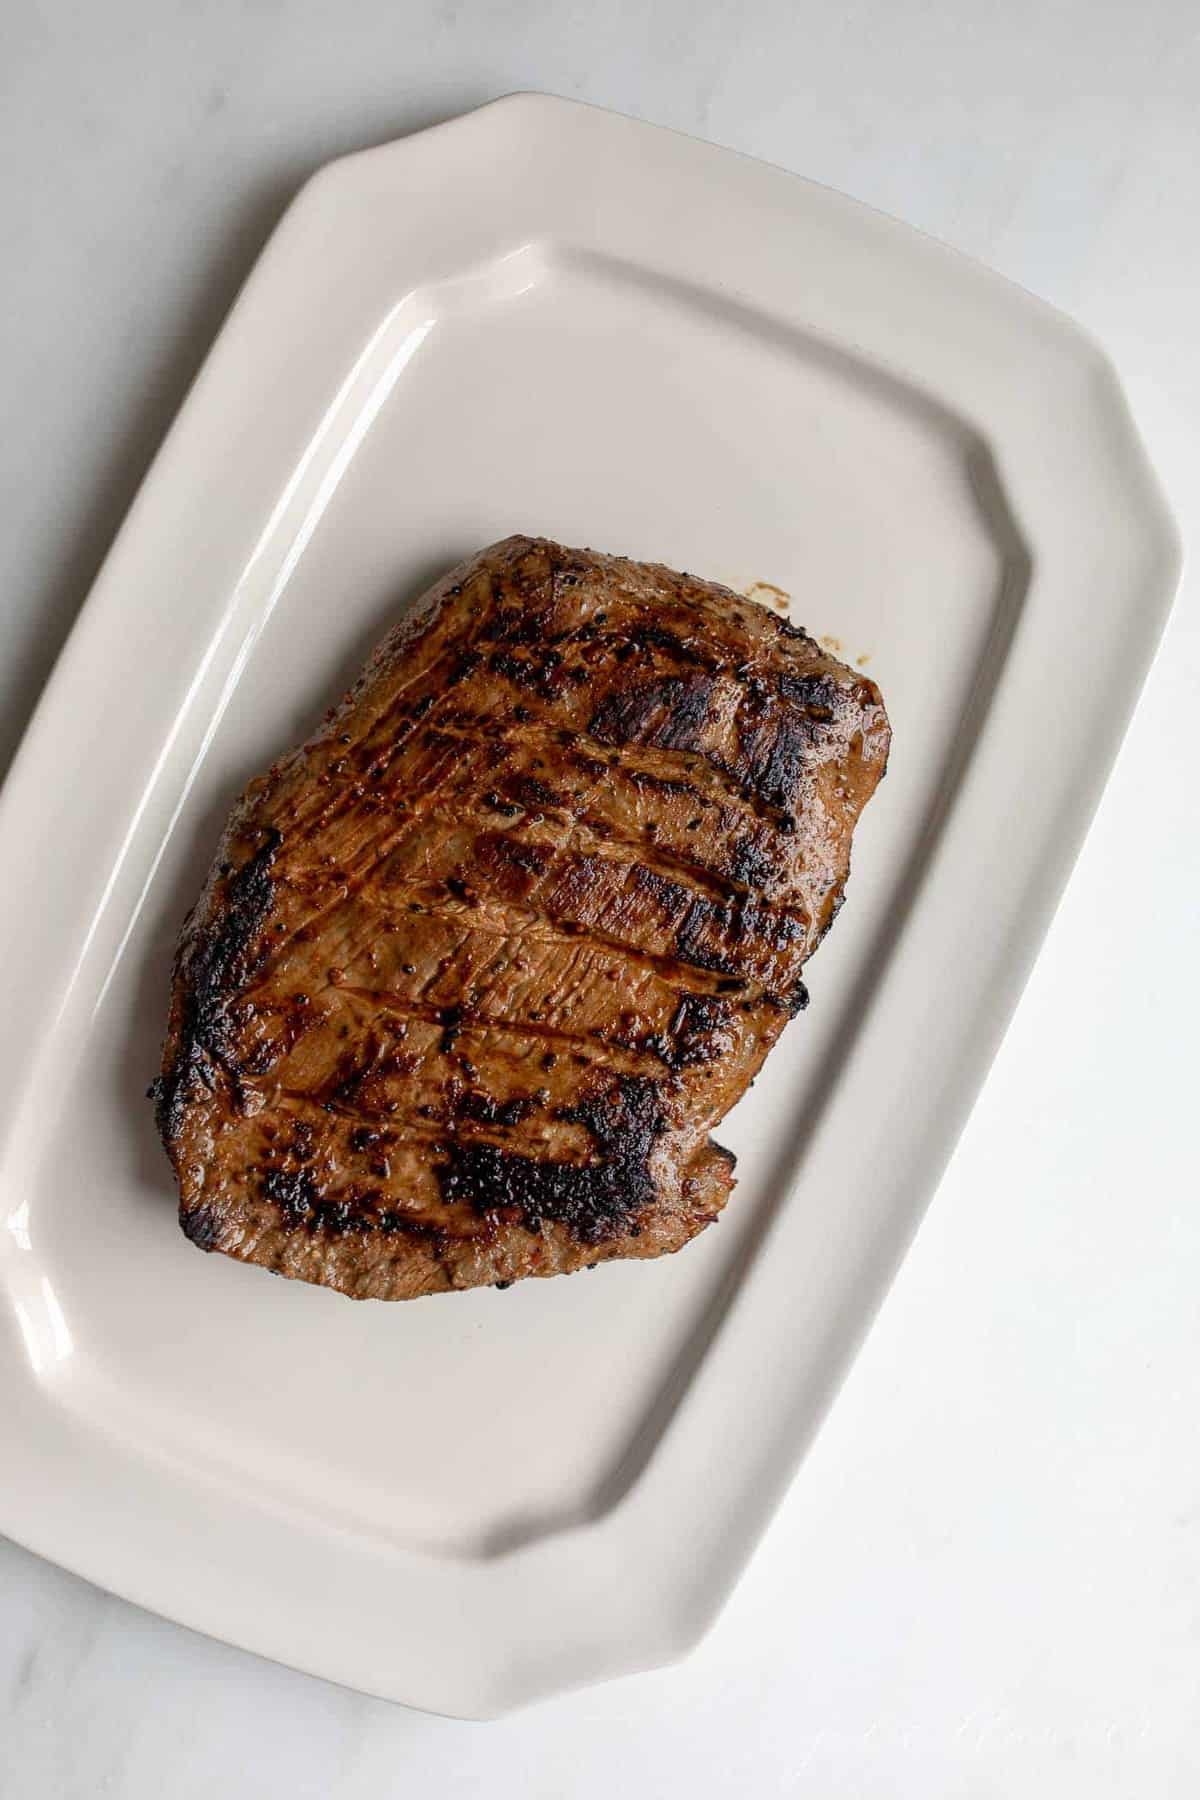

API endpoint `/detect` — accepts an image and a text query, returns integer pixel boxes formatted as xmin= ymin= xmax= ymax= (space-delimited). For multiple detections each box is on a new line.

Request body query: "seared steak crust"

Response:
xmin=154 ymin=537 xmax=890 ymax=1299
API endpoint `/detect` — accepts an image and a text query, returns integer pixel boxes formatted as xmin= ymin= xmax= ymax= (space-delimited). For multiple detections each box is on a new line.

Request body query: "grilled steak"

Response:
xmin=154 ymin=536 xmax=890 ymax=1299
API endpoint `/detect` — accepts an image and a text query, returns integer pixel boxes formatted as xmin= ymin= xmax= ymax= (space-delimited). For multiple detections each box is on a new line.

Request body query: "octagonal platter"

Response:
xmin=0 ymin=95 xmax=1179 ymax=1715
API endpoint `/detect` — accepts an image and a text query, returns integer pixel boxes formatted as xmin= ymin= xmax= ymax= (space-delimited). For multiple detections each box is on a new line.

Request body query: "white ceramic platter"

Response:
xmin=0 ymin=95 xmax=1179 ymax=1718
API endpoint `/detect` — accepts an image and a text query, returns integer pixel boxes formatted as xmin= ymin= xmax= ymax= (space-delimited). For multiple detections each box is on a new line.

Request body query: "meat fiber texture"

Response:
xmin=154 ymin=536 xmax=891 ymax=1300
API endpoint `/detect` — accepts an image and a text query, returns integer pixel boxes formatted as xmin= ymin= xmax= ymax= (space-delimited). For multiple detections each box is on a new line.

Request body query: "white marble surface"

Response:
xmin=2 ymin=2 xmax=1198 ymax=1793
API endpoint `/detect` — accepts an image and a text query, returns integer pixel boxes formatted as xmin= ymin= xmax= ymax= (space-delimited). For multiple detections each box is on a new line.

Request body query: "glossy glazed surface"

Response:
xmin=0 ymin=95 xmax=1178 ymax=1718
